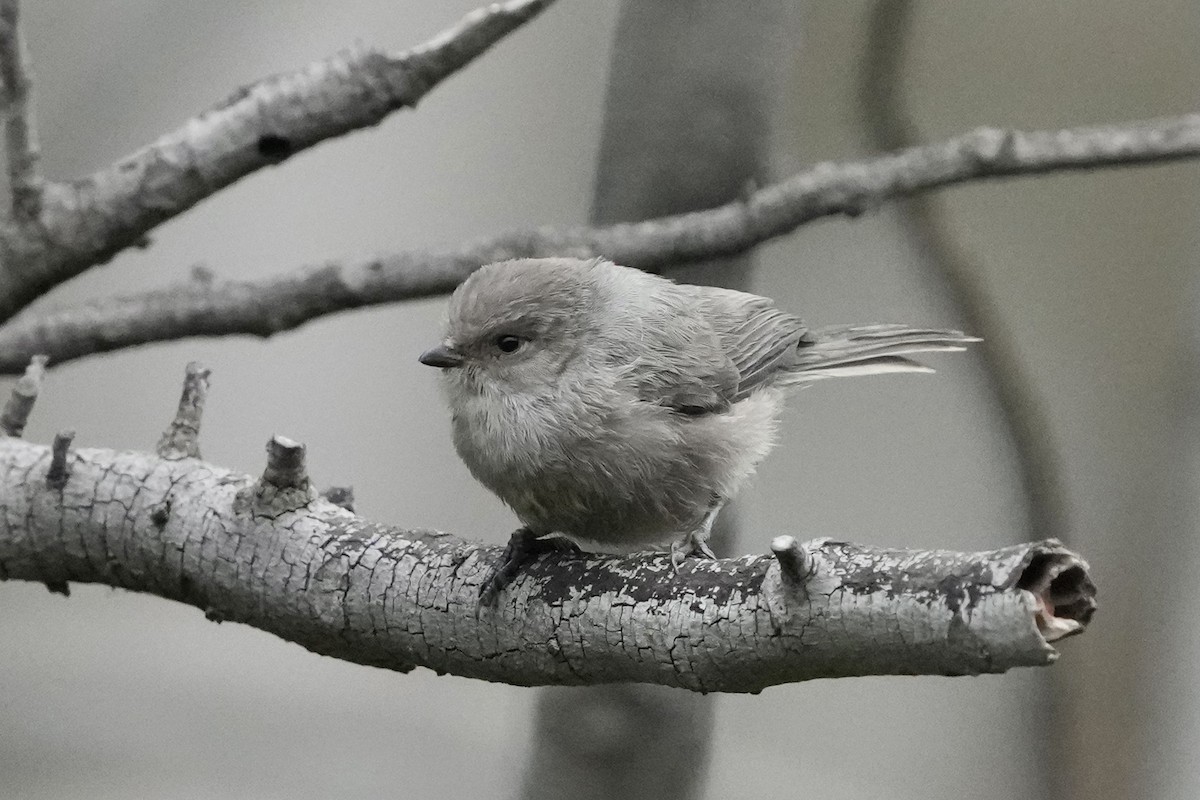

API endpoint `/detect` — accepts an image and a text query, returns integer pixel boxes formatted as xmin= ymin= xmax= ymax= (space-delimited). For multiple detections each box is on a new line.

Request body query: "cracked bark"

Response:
xmin=0 ymin=433 xmax=1094 ymax=692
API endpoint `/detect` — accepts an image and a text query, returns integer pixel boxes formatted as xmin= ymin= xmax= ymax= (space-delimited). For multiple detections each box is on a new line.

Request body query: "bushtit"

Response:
xmin=420 ymin=257 xmax=975 ymax=600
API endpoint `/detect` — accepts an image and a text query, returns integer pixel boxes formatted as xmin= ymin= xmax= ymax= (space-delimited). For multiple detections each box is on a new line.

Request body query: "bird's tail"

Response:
xmin=784 ymin=324 xmax=978 ymax=382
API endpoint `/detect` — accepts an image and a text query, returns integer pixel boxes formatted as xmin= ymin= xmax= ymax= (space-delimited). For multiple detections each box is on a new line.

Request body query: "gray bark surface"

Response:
xmin=0 ymin=433 xmax=1094 ymax=692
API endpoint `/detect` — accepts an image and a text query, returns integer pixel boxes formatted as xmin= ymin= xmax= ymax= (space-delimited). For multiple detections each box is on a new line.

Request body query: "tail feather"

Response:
xmin=786 ymin=324 xmax=978 ymax=382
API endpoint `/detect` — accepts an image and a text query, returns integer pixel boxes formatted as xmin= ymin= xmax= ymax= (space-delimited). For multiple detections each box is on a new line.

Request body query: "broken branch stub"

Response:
xmin=44 ymin=429 xmax=73 ymax=489
xmin=238 ymin=435 xmax=317 ymax=514
xmin=155 ymin=361 xmax=210 ymax=459
xmin=0 ymin=353 xmax=46 ymax=436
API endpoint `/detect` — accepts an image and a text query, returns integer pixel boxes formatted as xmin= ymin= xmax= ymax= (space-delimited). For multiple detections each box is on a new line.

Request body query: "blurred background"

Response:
xmin=0 ymin=1 xmax=1197 ymax=798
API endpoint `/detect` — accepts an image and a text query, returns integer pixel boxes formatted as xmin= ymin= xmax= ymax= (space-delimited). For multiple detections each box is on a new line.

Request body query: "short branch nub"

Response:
xmin=1 ymin=354 xmax=48 ymax=437
xmin=46 ymin=429 xmax=74 ymax=489
xmin=771 ymin=535 xmax=813 ymax=585
xmin=262 ymin=435 xmax=309 ymax=490
xmin=157 ymin=361 xmax=210 ymax=459
xmin=321 ymin=485 xmax=355 ymax=512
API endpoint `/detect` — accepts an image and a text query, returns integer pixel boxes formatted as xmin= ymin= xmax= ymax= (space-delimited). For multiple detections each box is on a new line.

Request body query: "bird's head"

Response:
xmin=419 ymin=258 xmax=601 ymax=396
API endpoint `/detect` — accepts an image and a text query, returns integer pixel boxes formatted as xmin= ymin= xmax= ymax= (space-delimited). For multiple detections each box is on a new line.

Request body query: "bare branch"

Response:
xmin=0 ymin=434 xmax=1096 ymax=691
xmin=1 ymin=112 xmax=1198 ymax=374
xmin=0 ymin=0 xmax=555 ymax=324
xmin=0 ymin=352 xmax=44 ymax=435
xmin=0 ymin=0 xmax=41 ymax=219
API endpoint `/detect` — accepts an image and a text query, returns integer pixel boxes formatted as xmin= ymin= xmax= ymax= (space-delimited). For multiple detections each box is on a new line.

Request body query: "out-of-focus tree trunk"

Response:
xmin=856 ymin=4 xmax=1062 ymax=798
xmin=519 ymin=3 xmax=791 ymax=798
xmin=1130 ymin=273 xmax=1200 ymax=800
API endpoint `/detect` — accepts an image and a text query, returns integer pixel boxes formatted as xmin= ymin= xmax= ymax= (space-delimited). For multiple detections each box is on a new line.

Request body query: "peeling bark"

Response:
xmin=0 ymin=435 xmax=1095 ymax=692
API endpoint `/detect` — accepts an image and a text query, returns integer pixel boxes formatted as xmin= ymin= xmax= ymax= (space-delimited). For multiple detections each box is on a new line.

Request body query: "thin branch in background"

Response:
xmin=0 ymin=0 xmax=41 ymax=219
xmin=1 ymin=111 xmax=1198 ymax=374
xmin=0 ymin=0 xmax=555 ymax=324
xmin=858 ymin=0 xmax=1068 ymax=543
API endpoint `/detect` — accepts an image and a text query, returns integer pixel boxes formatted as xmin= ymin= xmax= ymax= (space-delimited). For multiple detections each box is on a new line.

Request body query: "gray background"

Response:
xmin=1 ymin=2 xmax=1197 ymax=798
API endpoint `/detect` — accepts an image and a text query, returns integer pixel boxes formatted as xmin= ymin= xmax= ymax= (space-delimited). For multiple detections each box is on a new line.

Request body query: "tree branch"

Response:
xmin=0 ymin=0 xmax=554 ymax=324
xmin=0 ymin=434 xmax=1097 ymax=690
xmin=0 ymin=0 xmax=41 ymax=219
xmin=1 ymin=111 xmax=1197 ymax=374
xmin=0 ymin=364 xmax=1097 ymax=692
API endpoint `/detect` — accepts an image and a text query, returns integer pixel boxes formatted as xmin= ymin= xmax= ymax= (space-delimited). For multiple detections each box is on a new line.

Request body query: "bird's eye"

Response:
xmin=495 ymin=334 xmax=522 ymax=353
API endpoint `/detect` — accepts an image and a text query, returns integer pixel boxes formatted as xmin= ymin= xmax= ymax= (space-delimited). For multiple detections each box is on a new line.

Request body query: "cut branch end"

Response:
xmin=321 ymin=485 xmax=355 ymax=512
xmin=262 ymin=435 xmax=309 ymax=490
xmin=0 ymin=352 xmax=46 ymax=436
xmin=1017 ymin=542 xmax=1097 ymax=643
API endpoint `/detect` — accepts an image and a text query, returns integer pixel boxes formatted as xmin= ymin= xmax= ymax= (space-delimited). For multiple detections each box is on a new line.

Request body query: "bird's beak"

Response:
xmin=418 ymin=344 xmax=464 ymax=369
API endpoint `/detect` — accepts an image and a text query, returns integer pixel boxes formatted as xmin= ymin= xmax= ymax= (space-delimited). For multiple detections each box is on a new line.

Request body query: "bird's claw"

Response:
xmin=670 ymin=532 xmax=717 ymax=573
xmin=479 ymin=529 xmax=578 ymax=605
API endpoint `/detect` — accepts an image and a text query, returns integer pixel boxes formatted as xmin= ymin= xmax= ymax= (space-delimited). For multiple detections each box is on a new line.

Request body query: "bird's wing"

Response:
xmin=626 ymin=324 xmax=741 ymax=415
xmin=693 ymin=287 xmax=811 ymax=402
xmin=609 ymin=285 xmax=741 ymax=416
xmin=618 ymin=285 xmax=807 ymax=414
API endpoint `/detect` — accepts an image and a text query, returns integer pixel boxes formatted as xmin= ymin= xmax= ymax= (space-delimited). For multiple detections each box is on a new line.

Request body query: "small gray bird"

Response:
xmin=420 ymin=257 xmax=975 ymax=600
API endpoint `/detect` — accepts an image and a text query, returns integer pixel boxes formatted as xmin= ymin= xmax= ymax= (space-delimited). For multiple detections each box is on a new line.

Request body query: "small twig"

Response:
xmin=238 ymin=435 xmax=315 ymax=515
xmin=262 ymin=435 xmax=309 ymax=490
xmin=156 ymin=361 xmax=210 ymax=459
xmin=1 ymin=111 xmax=1199 ymax=373
xmin=770 ymin=535 xmax=814 ymax=585
xmin=45 ymin=428 xmax=73 ymax=489
xmin=0 ymin=0 xmax=41 ymax=219
xmin=0 ymin=0 xmax=555 ymax=325
xmin=0 ymin=352 xmax=44 ymax=435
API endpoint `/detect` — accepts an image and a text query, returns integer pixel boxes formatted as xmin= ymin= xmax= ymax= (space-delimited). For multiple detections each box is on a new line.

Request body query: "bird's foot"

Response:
xmin=670 ymin=531 xmax=717 ymax=573
xmin=479 ymin=528 xmax=578 ymax=605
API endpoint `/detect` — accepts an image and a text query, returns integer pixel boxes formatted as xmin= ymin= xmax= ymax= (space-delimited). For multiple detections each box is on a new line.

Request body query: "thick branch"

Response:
xmin=0 ymin=0 xmax=554 ymax=324
xmin=1 ymin=112 xmax=1198 ymax=374
xmin=0 ymin=435 xmax=1095 ymax=692
xmin=0 ymin=0 xmax=41 ymax=219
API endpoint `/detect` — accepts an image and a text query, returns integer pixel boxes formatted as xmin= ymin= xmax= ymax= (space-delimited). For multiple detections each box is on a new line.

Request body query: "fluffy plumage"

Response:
xmin=422 ymin=257 xmax=975 ymax=556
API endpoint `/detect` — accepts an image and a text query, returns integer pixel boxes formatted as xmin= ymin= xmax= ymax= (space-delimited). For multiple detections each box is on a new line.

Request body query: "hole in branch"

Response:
xmin=1017 ymin=549 xmax=1098 ymax=642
